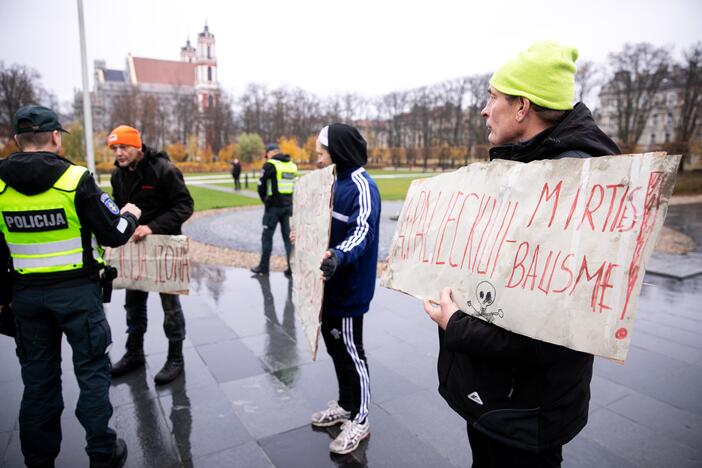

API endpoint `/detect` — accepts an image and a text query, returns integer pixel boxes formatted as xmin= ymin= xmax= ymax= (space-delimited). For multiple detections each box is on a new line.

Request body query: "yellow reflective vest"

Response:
xmin=266 ymin=159 xmax=298 ymax=196
xmin=0 ymin=165 xmax=105 ymax=275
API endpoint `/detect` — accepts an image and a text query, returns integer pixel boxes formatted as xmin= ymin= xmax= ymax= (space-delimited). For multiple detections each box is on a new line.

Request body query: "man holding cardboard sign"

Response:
xmin=423 ymin=42 xmax=620 ymax=467
xmin=108 ymin=125 xmax=194 ymax=385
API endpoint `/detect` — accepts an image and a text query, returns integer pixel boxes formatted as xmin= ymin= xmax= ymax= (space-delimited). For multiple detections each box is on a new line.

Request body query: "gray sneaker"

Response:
xmin=311 ymin=401 xmax=351 ymax=427
xmin=329 ymin=419 xmax=370 ymax=455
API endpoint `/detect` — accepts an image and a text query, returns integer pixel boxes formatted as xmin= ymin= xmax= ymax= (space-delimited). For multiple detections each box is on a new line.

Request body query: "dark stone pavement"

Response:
xmin=1 ymin=263 xmax=701 ymax=467
xmin=665 ymin=203 xmax=702 ymax=253
xmin=647 ymin=203 xmax=702 ymax=279
xmin=2 ymin=202 xmax=702 ymax=467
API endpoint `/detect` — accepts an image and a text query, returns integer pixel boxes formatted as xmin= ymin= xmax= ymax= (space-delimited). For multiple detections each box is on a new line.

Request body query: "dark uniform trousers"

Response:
xmin=321 ymin=314 xmax=370 ymax=423
xmin=467 ymin=424 xmax=563 ymax=468
xmin=12 ymin=282 xmax=116 ymax=465
xmin=124 ymin=289 xmax=186 ymax=342
xmin=260 ymin=205 xmax=292 ymax=271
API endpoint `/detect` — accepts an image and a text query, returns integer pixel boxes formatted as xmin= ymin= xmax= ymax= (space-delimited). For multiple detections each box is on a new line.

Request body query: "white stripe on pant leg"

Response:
xmin=342 ymin=317 xmax=370 ymax=423
xmin=342 ymin=318 xmax=367 ymax=422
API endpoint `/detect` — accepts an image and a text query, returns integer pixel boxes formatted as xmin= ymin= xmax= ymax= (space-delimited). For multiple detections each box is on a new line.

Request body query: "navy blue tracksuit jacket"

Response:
xmin=323 ymin=166 xmax=381 ymax=317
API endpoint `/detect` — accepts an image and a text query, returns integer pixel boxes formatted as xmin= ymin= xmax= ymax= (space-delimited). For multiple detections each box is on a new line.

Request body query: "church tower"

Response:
xmin=180 ymin=38 xmax=196 ymax=63
xmin=195 ymin=23 xmax=218 ymax=112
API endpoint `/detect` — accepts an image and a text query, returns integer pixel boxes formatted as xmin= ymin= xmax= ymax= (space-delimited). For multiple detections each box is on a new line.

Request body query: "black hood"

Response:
xmin=0 ymin=152 xmax=75 ymax=195
xmin=142 ymin=144 xmax=170 ymax=162
xmin=328 ymin=123 xmax=367 ymax=172
xmin=489 ymin=102 xmax=621 ymax=163
xmin=271 ymin=153 xmax=291 ymax=163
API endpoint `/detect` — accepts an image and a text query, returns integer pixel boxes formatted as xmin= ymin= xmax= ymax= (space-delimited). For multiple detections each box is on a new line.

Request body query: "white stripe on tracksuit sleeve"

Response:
xmin=335 ymin=168 xmax=374 ymax=265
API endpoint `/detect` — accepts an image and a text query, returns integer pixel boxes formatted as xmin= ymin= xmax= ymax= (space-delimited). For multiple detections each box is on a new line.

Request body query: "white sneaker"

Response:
xmin=329 ymin=419 xmax=370 ymax=455
xmin=310 ymin=401 xmax=351 ymax=427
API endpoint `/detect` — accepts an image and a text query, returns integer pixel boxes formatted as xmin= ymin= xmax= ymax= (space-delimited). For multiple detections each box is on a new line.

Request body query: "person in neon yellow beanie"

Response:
xmin=480 ymin=40 xmax=620 ymax=159
xmin=491 ymin=40 xmax=578 ymax=111
xmin=424 ymin=41 xmax=621 ymax=468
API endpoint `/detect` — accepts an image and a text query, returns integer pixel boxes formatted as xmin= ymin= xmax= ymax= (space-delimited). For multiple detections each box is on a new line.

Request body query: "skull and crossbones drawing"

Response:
xmin=467 ymin=281 xmax=504 ymax=323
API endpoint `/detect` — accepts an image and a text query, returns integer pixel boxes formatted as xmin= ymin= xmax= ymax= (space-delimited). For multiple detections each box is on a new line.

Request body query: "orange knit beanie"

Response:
xmin=107 ymin=125 xmax=142 ymax=148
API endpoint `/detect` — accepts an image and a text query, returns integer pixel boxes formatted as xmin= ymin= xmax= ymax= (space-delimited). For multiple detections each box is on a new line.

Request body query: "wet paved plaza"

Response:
xmin=2 ymin=203 xmax=702 ymax=467
xmin=1 ymin=264 xmax=701 ymax=467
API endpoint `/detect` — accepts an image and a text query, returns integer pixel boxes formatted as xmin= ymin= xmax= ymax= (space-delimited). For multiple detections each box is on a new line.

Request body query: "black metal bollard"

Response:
xmin=245 ymin=173 xmax=249 ymax=189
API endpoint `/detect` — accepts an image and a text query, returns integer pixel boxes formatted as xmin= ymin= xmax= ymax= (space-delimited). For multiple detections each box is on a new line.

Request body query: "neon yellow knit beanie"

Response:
xmin=490 ymin=41 xmax=579 ymax=110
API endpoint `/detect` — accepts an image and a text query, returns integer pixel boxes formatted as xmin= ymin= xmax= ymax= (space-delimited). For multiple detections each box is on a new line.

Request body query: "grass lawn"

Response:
xmin=375 ymin=176 xmax=430 ymax=200
xmin=182 ymin=171 xmax=230 ymax=178
xmin=207 ymin=174 xmax=430 ymax=201
xmin=103 ymin=184 xmax=258 ymax=212
xmin=366 ymin=169 xmax=435 ymax=176
xmin=206 ymin=172 xmax=432 ymax=200
xmin=673 ymin=170 xmax=702 ymax=195
xmin=187 ymin=186 xmax=260 ymax=211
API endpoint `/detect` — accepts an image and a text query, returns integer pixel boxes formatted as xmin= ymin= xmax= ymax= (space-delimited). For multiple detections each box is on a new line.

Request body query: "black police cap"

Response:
xmin=13 ymin=105 xmax=70 ymax=135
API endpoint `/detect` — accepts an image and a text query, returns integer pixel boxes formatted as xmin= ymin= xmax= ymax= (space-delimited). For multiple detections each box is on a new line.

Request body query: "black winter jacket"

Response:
xmin=0 ymin=152 xmax=138 ymax=295
xmin=111 ymin=145 xmax=193 ymax=234
xmin=231 ymin=162 xmax=241 ymax=178
xmin=438 ymin=102 xmax=620 ymax=452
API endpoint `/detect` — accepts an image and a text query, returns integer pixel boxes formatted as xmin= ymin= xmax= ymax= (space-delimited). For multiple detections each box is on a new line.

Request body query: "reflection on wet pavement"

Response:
xmin=1 ymin=264 xmax=701 ymax=467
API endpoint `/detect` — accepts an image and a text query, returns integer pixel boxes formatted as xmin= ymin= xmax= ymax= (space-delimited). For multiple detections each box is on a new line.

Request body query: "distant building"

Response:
xmin=91 ymin=23 xmax=220 ymax=149
xmin=596 ymin=70 xmax=702 ymax=152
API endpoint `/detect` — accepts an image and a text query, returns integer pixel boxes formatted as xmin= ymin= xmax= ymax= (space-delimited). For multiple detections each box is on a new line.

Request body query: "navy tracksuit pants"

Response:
xmin=321 ymin=314 xmax=370 ymax=423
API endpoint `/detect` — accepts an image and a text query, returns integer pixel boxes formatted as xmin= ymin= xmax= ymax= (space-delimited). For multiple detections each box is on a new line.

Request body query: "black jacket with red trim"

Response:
xmin=110 ymin=145 xmax=193 ymax=235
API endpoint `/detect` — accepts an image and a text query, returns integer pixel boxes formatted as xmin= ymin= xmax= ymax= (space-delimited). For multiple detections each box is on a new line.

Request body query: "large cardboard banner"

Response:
xmin=104 ymin=234 xmax=190 ymax=294
xmin=291 ymin=165 xmax=335 ymax=359
xmin=381 ymin=153 xmax=680 ymax=361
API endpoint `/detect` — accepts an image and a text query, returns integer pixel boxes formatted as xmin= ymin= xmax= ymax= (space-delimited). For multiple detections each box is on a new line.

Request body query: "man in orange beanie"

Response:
xmin=107 ymin=125 xmax=194 ymax=385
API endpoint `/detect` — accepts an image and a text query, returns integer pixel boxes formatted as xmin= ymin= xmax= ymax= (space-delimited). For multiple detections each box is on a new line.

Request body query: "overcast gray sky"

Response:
xmin=2 ymin=0 xmax=701 ymax=109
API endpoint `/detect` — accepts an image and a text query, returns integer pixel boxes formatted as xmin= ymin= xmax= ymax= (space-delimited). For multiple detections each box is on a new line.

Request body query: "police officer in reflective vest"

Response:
xmin=251 ymin=144 xmax=298 ymax=276
xmin=0 ymin=105 xmax=142 ymax=468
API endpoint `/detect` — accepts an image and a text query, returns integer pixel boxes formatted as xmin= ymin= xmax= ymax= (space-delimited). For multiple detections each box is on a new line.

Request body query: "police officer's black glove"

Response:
xmin=320 ymin=250 xmax=338 ymax=281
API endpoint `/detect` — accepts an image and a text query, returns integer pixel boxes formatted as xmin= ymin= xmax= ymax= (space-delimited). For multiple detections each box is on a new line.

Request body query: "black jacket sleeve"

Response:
xmin=75 ymin=172 xmax=138 ymax=247
xmin=443 ymin=310 xmax=542 ymax=365
xmin=257 ymin=162 xmax=275 ymax=203
xmin=147 ymin=165 xmax=194 ymax=234
xmin=0 ymin=233 xmax=11 ymax=304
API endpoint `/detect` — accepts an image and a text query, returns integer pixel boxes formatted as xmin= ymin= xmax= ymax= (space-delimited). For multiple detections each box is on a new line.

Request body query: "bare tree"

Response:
xmin=380 ymin=91 xmax=408 ymax=148
xmin=139 ymin=94 xmax=159 ymax=145
xmin=269 ymin=87 xmax=289 ymax=140
xmin=0 ymin=62 xmax=43 ymax=138
xmin=674 ymin=43 xmax=702 ymax=149
xmin=109 ymin=86 xmax=140 ymax=130
xmin=575 ymin=60 xmax=601 ymax=105
xmin=203 ymin=92 xmax=235 ymax=155
xmin=446 ymin=77 xmax=470 ymax=146
xmin=605 ymin=42 xmax=672 ymax=148
xmin=340 ymin=93 xmax=361 ymax=122
xmin=239 ymin=83 xmax=269 ymax=138
xmin=464 ymin=73 xmax=491 ymax=163
xmin=174 ymin=92 xmax=197 ymax=143
xmin=288 ymin=87 xmax=321 ymax=142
